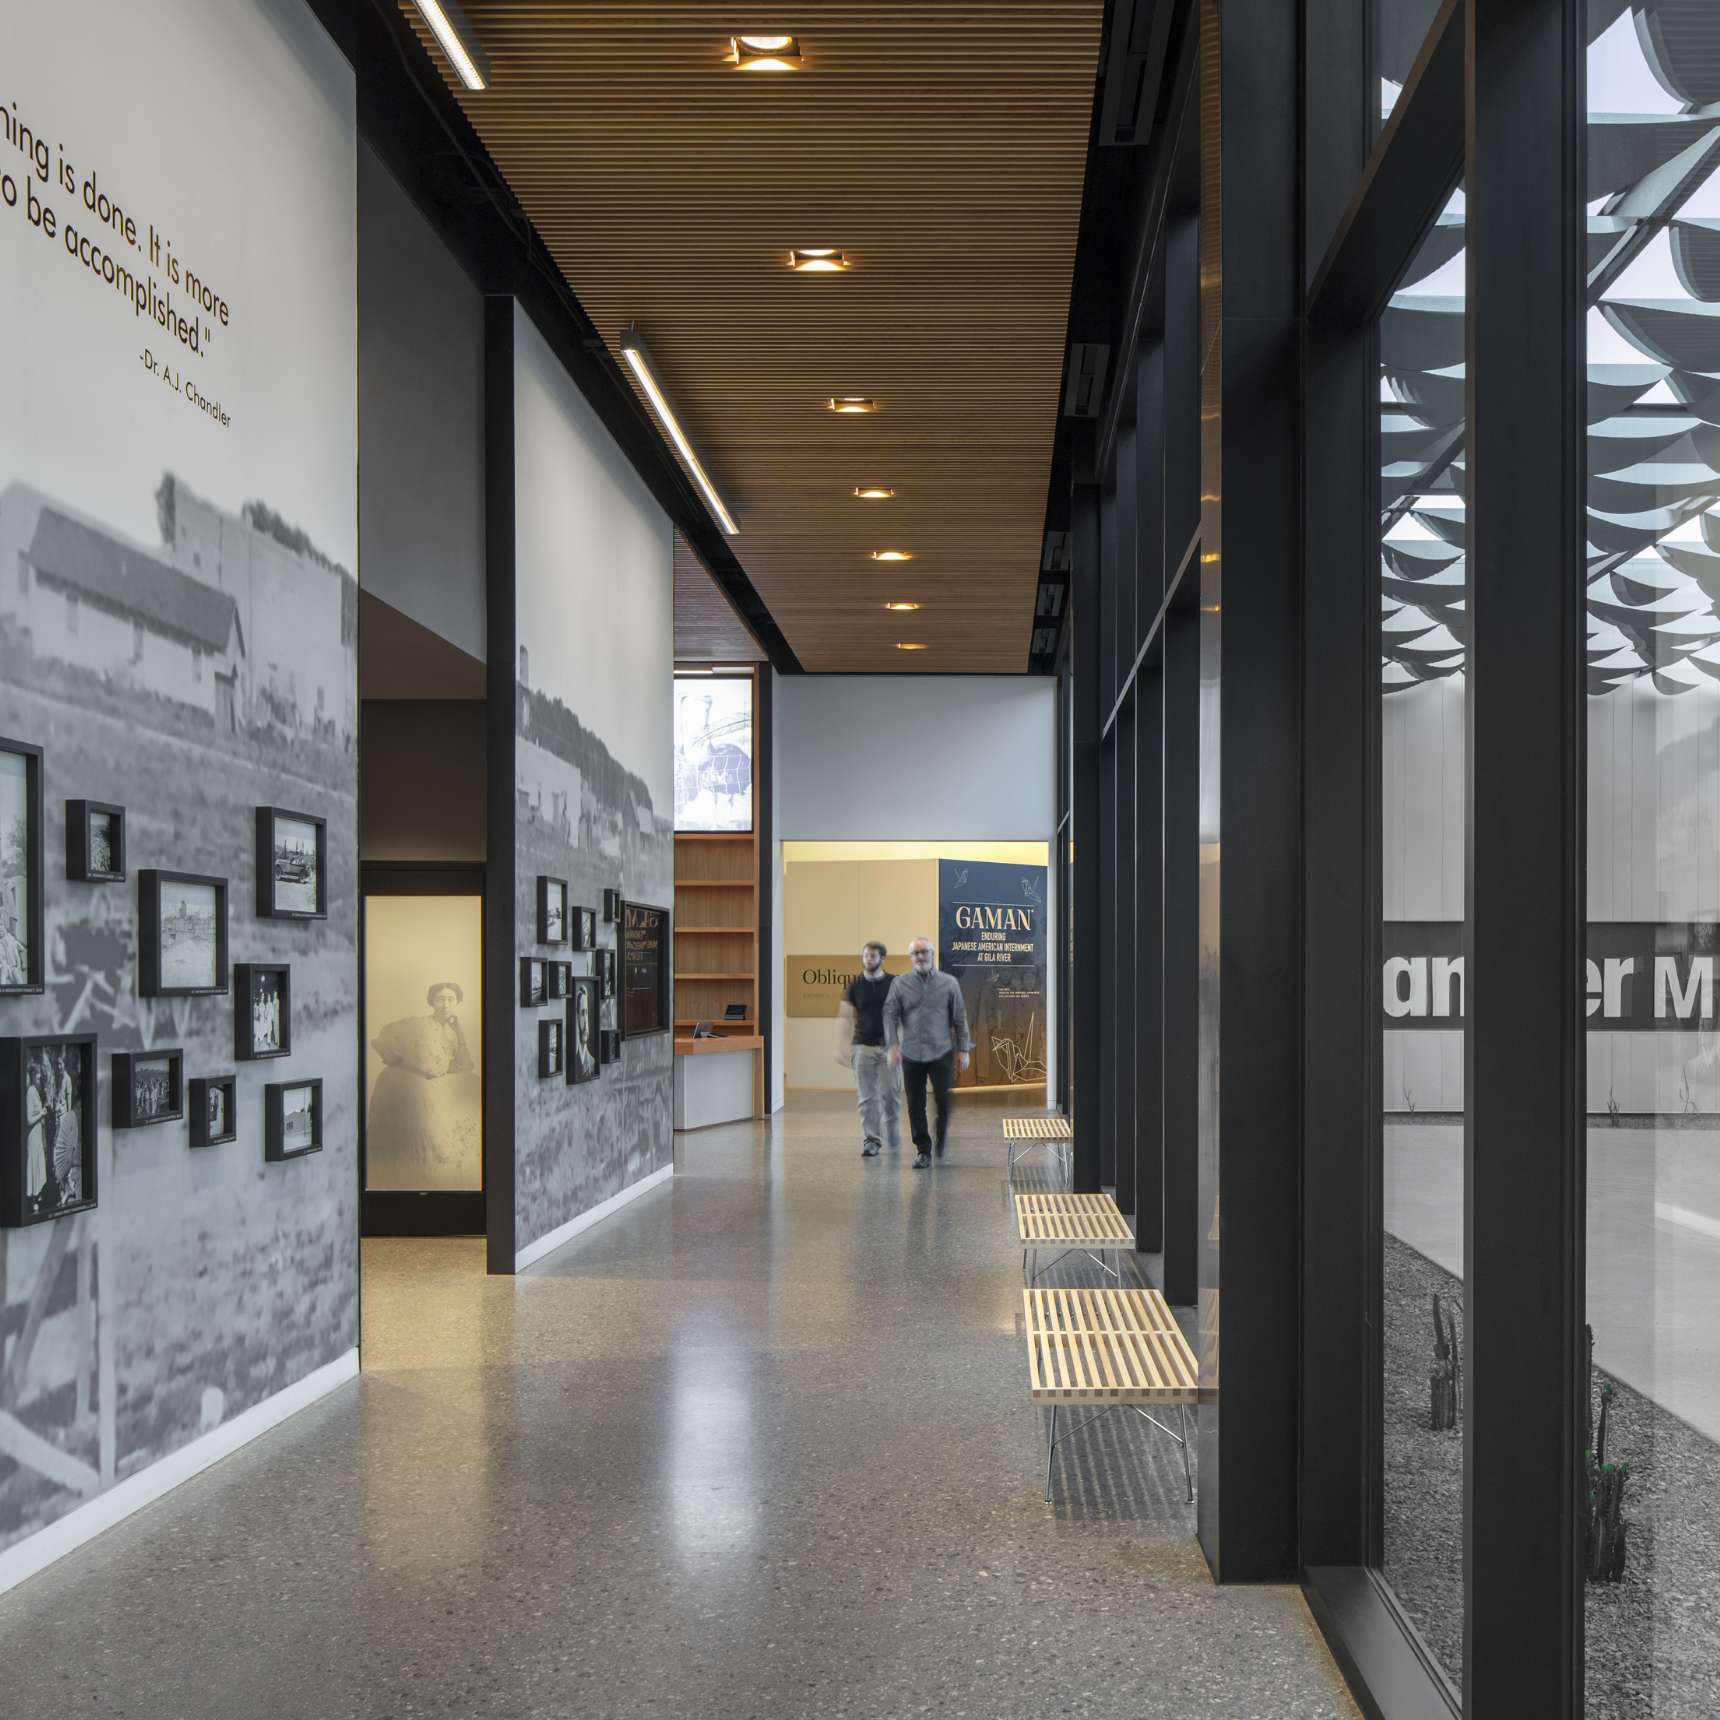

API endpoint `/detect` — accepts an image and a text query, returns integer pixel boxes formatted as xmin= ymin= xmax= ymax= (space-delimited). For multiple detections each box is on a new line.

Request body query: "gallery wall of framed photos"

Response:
xmin=0 ymin=0 xmax=359 ymax=1565
xmin=499 ymin=303 xmax=677 ymax=1269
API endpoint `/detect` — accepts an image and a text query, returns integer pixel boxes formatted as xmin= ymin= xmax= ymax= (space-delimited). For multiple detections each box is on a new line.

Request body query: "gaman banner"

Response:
xmin=937 ymin=859 xmax=1047 ymax=1089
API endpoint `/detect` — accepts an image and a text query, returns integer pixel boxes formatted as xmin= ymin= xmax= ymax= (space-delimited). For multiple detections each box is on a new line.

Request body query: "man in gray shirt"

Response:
xmin=885 ymin=936 xmax=973 ymax=1168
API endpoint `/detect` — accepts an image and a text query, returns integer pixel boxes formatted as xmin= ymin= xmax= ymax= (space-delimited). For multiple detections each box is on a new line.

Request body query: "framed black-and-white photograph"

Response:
xmin=66 ymin=799 xmax=126 ymax=883
xmin=568 ymin=975 xmax=599 ymax=1085
xmin=599 ymin=1027 xmax=620 ymax=1066
xmin=520 ymin=956 xmax=546 ymax=1007
xmin=191 ymin=1075 xmax=237 ymax=1148
xmin=572 ymin=906 xmax=596 ymax=951
xmin=597 ymin=947 xmax=616 ymax=1003
xmin=0 ymin=1034 xmax=97 ymax=1225
xmin=256 ymin=806 xmax=327 ymax=919
xmin=266 ymin=1078 xmax=322 ymax=1161
xmin=235 ymin=963 xmax=292 ymax=1060
xmin=547 ymin=960 xmax=570 ymax=1001
xmin=602 ymin=887 xmax=621 ymax=925
xmin=139 ymin=870 xmax=228 ymax=996
xmin=112 ymin=1048 xmax=184 ymax=1129
xmin=538 ymin=875 xmax=567 ymax=945
xmin=539 ymin=1016 xmax=564 ymax=1078
xmin=0 ymin=736 xmax=44 ymax=996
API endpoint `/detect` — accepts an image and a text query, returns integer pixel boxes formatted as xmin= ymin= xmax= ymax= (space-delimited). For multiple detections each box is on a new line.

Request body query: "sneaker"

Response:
xmin=912 ymin=1152 xmax=931 ymax=1169
xmin=861 ymin=1143 xmax=880 ymax=1157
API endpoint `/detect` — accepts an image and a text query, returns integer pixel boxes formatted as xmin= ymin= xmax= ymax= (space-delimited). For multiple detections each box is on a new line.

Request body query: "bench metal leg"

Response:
xmin=1043 ymin=1402 xmax=1196 ymax=1505
xmin=1026 ymin=1247 xmax=1121 ymax=1284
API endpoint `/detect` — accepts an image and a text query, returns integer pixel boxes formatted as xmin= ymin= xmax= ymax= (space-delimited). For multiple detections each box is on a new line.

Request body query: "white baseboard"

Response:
xmin=514 ymin=1162 xmax=674 ymax=1272
xmin=0 ymin=1346 xmax=359 ymax=1598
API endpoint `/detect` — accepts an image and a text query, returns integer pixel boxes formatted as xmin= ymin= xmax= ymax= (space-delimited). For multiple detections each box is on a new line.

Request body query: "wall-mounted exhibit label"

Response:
xmin=938 ymin=860 xmax=1047 ymax=1086
xmin=785 ymin=956 xmax=908 ymax=1018
xmin=623 ymin=902 xmax=670 ymax=1037
xmin=1384 ymin=920 xmax=1720 ymax=1030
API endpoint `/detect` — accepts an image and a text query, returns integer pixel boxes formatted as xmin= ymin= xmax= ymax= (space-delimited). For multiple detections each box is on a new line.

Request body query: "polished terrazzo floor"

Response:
xmin=0 ymin=1095 xmax=1356 ymax=1719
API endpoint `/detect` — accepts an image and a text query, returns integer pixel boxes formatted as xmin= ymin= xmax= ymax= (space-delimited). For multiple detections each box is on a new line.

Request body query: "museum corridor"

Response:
xmin=0 ymin=1106 xmax=1352 ymax=1719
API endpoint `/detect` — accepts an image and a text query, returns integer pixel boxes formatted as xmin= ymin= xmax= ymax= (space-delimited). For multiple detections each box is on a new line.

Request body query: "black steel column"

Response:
xmin=1162 ymin=594 xmax=1199 ymax=1302
xmin=1115 ymin=690 xmax=1138 ymax=1218
xmin=1464 ymin=0 xmax=1585 ymax=1707
xmin=482 ymin=295 xmax=517 ymax=1275
xmin=1071 ymin=471 xmax=1105 ymax=1192
xmin=1195 ymin=0 xmax=1302 ymax=1581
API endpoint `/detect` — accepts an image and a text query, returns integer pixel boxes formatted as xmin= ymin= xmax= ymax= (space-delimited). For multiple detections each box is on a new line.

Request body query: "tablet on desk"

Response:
xmin=723 ymin=1003 xmax=748 ymax=1021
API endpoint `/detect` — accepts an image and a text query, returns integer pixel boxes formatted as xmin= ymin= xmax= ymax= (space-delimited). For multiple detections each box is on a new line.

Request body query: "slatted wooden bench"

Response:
xmin=1023 ymin=1285 xmax=1197 ymax=1502
xmin=1002 ymin=1114 xmax=1073 ymax=1185
xmin=1015 ymin=1190 xmax=1134 ymax=1283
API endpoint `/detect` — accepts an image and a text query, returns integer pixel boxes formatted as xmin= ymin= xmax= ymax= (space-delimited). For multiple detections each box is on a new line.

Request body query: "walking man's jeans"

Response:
xmin=853 ymin=1044 xmax=900 ymax=1150
xmin=901 ymin=1052 xmax=955 ymax=1154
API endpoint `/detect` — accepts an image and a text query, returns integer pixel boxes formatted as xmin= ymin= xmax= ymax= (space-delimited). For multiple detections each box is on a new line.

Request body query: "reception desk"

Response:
xmin=673 ymin=1034 xmax=764 ymax=1130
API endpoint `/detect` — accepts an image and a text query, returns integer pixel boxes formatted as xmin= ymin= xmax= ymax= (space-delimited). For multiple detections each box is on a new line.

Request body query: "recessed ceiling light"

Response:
xmin=869 ymin=550 xmax=913 ymax=562
xmin=726 ymin=33 xmax=804 ymax=71
xmin=411 ymin=0 xmax=490 ymax=91
xmin=829 ymin=397 xmax=877 ymax=414
xmin=853 ymin=485 xmax=895 ymax=500
xmin=895 ymin=642 xmax=929 ymax=651
xmin=789 ymin=248 xmax=849 ymax=273
xmin=884 ymin=602 xmax=921 ymax=611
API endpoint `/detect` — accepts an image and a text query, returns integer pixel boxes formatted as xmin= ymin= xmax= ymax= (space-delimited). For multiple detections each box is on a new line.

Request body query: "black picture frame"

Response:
xmin=597 ymin=947 xmax=616 ymax=1002
xmin=234 ymin=963 xmax=293 ymax=1060
xmin=538 ymin=1016 xmax=564 ymax=1078
xmin=112 ymin=1048 xmax=185 ymax=1129
xmin=190 ymin=1075 xmax=237 ymax=1148
xmin=567 ymin=974 xmax=600 ymax=1084
xmin=538 ymin=875 xmax=568 ymax=945
xmin=65 ymin=799 xmax=126 ymax=883
xmin=599 ymin=1027 xmax=620 ymax=1066
xmin=520 ymin=956 xmax=546 ymax=1007
xmin=572 ymin=906 xmax=596 ymax=952
xmin=0 ymin=736 xmax=45 ymax=997
xmin=620 ymin=901 xmax=671 ymax=1039
xmin=603 ymin=887 xmax=621 ymax=924
xmin=265 ymin=1078 xmax=323 ymax=1161
xmin=0 ymin=1033 xmax=97 ymax=1225
xmin=138 ymin=869 xmax=229 ymax=997
xmin=255 ymin=806 xmax=328 ymax=920
xmin=546 ymin=959 xmax=570 ymax=1001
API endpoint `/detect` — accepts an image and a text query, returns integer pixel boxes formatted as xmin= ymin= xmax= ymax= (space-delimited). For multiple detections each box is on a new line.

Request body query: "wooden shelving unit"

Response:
xmin=673 ymin=831 xmax=758 ymax=1037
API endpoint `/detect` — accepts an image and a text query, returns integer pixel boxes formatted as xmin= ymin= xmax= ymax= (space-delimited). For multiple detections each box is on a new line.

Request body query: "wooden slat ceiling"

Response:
xmin=674 ymin=531 xmax=768 ymax=663
xmin=405 ymin=1 xmax=1101 ymax=672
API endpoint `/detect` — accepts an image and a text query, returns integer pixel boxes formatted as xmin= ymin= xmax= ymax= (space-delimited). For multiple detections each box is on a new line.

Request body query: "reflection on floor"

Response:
xmin=0 ymin=1094 xmax=1356 ymax=1719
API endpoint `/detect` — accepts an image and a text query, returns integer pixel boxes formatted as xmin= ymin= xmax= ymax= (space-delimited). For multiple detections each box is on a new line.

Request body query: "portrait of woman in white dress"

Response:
xmin=367 ymin=980 xmax=480 ymax=1190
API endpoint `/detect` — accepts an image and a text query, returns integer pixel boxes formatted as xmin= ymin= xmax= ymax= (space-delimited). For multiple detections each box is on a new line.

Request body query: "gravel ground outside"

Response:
xmin=1383 ymin=1233 xmax=1720 ymax=1716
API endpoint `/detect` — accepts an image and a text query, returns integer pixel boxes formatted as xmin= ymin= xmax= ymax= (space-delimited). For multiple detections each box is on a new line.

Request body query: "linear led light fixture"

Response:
xmin=829 ymin=397 xmax=878 ymax=414
xmin=619 ymin=323 xmax=738 ymax=536
xmin=789 ymin=248 xmax=849 ymax=272
xmin=869 ymin=549 xmax=912 ymax=562
xmin=411 ymin=0 xmax=490 ymax=91
xmin=854 ymin=485 xmax=895 ymax=499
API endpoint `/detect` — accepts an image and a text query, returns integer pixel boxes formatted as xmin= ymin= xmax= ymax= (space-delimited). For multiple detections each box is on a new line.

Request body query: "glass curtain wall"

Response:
xmin=1379 ymin=189 xmax=1467 ymax=1689
xmin=1584 ymin=4 xmax=1720 ymax=1712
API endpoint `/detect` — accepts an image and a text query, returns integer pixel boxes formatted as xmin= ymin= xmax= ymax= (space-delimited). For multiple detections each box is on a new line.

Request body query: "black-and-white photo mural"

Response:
xmin=512 ymin=303 xmax=673 ymax=1256
xmin=0 ymin=0 xmax=358 ymax=1561
xmin=364 ymin=896 xmax=481 ymax=1194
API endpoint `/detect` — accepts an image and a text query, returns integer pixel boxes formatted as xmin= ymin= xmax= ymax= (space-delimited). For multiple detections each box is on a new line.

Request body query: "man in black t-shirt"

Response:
xmin=838 ymin=940 xmax=900 ymax=1157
